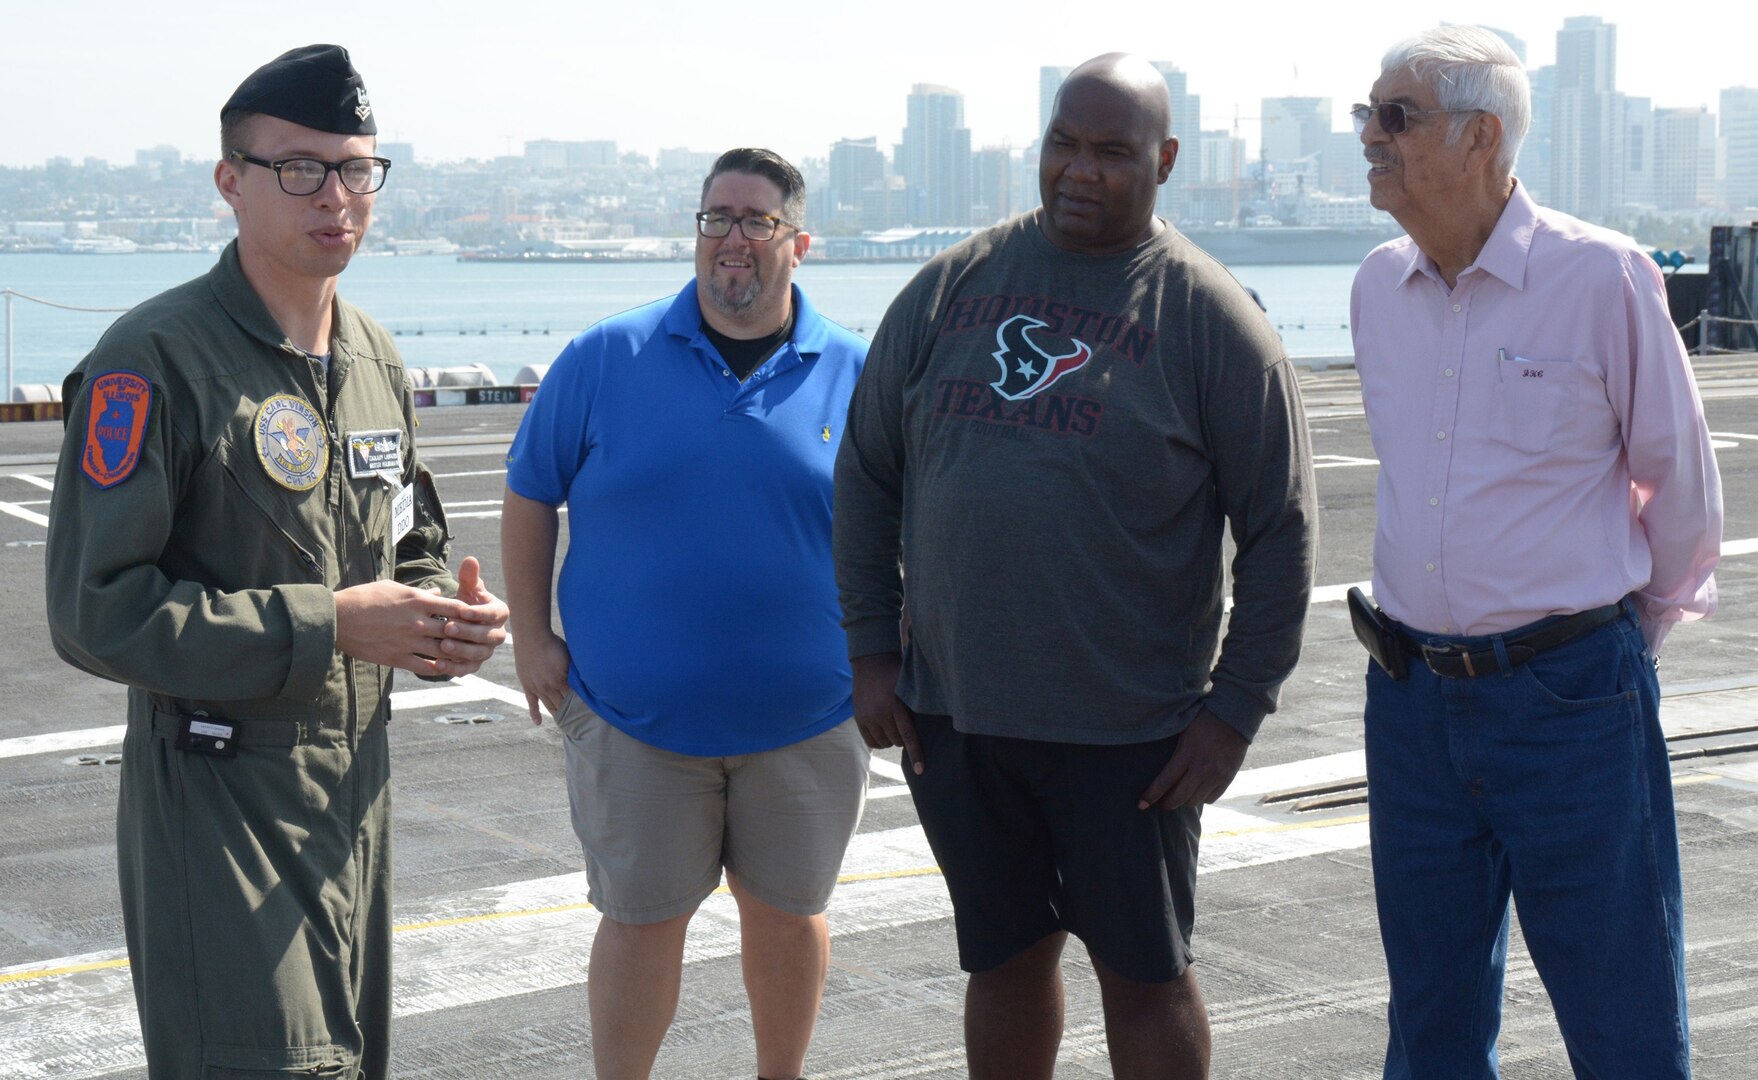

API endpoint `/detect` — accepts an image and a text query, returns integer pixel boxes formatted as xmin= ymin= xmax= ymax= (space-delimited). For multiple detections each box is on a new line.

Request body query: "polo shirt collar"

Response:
xmin=667 ymin=279 xmax=825 ymax=357
xmin=1396 ymin=179 xmax=1536 ymax=292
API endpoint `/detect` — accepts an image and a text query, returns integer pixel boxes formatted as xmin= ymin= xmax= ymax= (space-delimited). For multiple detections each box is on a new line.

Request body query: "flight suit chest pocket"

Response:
xmin=1490 ymin=355 xmax=1578 ymax=453
xmin=196 ymin=436 xmax=328 ymax=585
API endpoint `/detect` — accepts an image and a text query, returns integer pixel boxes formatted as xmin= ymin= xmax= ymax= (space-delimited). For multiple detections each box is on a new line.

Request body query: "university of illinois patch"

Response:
xmin=254 ymin=394 xmax=328 ymax=491
xmin=80 ymin=371 xmax=152 ymax=488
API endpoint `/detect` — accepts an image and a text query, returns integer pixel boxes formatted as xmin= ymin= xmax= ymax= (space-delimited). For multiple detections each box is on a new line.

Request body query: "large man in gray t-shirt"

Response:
xmin=834 ymin=53 xmax=1316 ymax=1079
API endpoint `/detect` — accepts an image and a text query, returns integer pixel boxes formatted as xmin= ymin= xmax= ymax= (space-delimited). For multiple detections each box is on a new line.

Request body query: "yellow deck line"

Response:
xmin=93 ymin=793 xmax=1758 ymax=995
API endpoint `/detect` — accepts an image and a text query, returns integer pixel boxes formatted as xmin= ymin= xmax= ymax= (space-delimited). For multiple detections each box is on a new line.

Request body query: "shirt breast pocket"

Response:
xmin=1490 ymin=355 xmax=1578 ymax=453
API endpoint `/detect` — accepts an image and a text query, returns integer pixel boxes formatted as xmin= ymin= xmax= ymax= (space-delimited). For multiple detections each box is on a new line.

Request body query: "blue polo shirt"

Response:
xmin=505 ymin=280 xmax=867 ymax=756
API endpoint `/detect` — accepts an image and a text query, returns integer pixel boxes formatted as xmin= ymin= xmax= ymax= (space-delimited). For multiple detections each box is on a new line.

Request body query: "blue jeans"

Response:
xmin=1364 ymin=599 xmax=1690 ymax=1079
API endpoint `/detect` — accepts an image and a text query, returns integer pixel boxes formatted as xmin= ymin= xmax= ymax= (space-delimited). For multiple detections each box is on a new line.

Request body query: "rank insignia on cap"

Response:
xmin=222 ymin=44 xmax=377 ymax=136
xmin=81 ymin=371 xmax=152 ymax=488
xmin=254 ymin=394 xmax=328 ymax=491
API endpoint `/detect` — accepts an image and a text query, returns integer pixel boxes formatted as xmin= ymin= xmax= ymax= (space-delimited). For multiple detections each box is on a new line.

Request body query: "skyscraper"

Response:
xmin=899 ymin=84 xmax=973 ymax=226
xmin=1654 ymin=107 xmax=1718 ymax=210
xmin=1623 ymin=97 xmax=1656 ymax=210
xmin=1524 ymin=65 xmax=1555 ymax=203
xmin=1039 ymin=66 xmax=1073 ymax=137
xmin=1322 ymin=130 xmax=1370 ymax=198
xmin=972 ymin=146 xmax=1015 ymax=224
xmin=827 ymin=137 xmax=887 ymax=223
xmin=1153 ymin=62 xmax=1201 ymax=222
xmin=1259 ymin=97 xmax=1332 ymax=168
xmin=1551 ymin=15 xmax=1622 ymax=220
xmin=1723 ymin=87 xmax=1758 ymax=211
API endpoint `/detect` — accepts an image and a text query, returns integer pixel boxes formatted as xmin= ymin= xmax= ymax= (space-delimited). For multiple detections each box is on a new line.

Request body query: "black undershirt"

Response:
xmin=702 ymin=309 xmax=795 ymax=381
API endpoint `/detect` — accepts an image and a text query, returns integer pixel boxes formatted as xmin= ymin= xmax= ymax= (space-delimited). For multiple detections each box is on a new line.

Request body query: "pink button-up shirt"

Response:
xmin=1351 ymin=181 xmax=1721 ymax=653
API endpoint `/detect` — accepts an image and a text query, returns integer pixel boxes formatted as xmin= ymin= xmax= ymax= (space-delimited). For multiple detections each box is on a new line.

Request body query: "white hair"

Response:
xmin=1382 ymin=25 xmax=1531 ymax=172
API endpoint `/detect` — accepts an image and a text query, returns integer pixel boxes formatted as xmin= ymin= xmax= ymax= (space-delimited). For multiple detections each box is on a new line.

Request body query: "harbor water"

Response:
xmin=0 ymin=252 xmax=1360 ymax=393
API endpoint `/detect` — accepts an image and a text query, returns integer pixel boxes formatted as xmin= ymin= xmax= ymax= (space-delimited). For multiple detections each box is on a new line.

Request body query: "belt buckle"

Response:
xmin=1420 ymin=642 xmax=1478 ymax=677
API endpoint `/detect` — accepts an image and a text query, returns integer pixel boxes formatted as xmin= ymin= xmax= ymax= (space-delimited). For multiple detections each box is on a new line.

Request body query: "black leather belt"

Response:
xmin=1394 ymin=602 xmax=1625 ymax=678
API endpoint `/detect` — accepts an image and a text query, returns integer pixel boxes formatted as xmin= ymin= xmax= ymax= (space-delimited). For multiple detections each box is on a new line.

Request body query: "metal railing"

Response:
xmin=2 ymin=289 xmax=134 ymax=403
xmin=1677 ymin=311 xmax=1758 ymax=355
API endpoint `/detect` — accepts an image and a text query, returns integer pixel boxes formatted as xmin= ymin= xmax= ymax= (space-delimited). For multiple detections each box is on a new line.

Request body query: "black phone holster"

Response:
xmin=1347 ymin=587 xmax=1408 ymax=680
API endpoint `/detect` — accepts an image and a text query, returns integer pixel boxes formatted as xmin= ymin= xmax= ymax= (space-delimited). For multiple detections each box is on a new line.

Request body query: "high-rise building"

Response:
xmin=828 ymin=137 xmax=887 ymax=223
xmin=1551 ymin=15 xmax=1621 ymax=220
xmin=1196 ymin=130 xmax=1245 ymax=187
xmin=860 ymin=175 xmax=908 ymax=231
xmin=899 ymin=84 xmax=973 ymax=226
xmin=1039 ymin=66 xmax=1073 ymax=138
xmin=1152 ymin=62 xmax=1202 ymax=222
xmin=1523 ymin=65 xmax=1555 ymax=203
xmin=1622 ymin=97 xmax=1656 ymax=210
xmin=1722 ymin=87 xmax=1758 ymax=211
xmin=1557 ymin=15 xmax=1615 ymax=93
xmin=1654 ymin=107 xmax=1718 ymax=210
xmin=1184 ymin=130 xmax=1247 ymax=225
xmin=1260 ymin=98 xmax=1331 ymax=169
xmin=1321 ymin=130 xmax=1370 ymax=197
xmin=378 ymin=142 xmax=415 ymax=167
xmin=972 ymin=146 xmax=1015 ymax=224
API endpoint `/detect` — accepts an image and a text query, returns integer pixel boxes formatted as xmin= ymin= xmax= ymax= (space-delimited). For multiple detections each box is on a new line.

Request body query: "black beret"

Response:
xmin=222 ymin=44 xmax=376 ymax=136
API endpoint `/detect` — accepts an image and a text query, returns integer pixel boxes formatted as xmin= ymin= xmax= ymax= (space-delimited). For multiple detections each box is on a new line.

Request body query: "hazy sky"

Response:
xmin=6 ymin=1 xmax=1753 ymax=169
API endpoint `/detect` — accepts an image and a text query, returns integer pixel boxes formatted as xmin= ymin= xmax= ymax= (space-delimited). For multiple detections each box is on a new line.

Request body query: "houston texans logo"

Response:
xmin=989 ymin=314 xmax=1092 ymax=401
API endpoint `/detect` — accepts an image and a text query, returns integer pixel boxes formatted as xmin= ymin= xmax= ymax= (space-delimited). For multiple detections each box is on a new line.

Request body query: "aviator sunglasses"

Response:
xmin=1350 ymin=102 xmax=1480 ymax=135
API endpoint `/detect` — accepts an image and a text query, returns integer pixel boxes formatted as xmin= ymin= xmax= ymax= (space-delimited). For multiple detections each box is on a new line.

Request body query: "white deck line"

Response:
xmin=0 ymin=812 xmax=1376 ymax=1078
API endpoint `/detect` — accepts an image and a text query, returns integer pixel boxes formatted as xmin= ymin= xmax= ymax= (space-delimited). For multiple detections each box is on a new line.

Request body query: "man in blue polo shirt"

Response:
xmin=501 ymin=147 xmax=868 ymax=1080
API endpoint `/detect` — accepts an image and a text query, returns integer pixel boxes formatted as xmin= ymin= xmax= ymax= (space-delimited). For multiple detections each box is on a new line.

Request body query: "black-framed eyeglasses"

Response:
xmin=1350 ymin=103 xmax=1481 ymax=136
xmin=230 ymin=151 xmax=391 ymax=195
xmin=695 ymin=211 xmax=793 ymax=241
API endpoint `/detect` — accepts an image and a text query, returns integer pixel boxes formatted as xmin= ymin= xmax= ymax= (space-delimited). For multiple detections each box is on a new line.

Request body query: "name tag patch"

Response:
xmin=391 ymin=482 xmax=415 ymax=543
xmin=255 ymin=394 xmax=328 ymax=492
xmin=346 ymin=428 xmax=403 ymax=480
xmin=80 ymin=371 xmax=152 ymax=489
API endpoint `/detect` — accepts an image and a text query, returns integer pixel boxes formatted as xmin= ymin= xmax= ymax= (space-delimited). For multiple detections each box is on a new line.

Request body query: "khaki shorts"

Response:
xmin=557 ymin=693 xmax=869 ymax=924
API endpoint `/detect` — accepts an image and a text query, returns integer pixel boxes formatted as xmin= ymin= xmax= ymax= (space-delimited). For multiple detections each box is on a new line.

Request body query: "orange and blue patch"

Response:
xmin=80 ymin=371 xmax=151 ymax=489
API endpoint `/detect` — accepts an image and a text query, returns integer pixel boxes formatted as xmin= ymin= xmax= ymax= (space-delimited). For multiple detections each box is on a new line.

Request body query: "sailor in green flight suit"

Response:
xmin=44 ymin=45 xmax=509 ymax=1078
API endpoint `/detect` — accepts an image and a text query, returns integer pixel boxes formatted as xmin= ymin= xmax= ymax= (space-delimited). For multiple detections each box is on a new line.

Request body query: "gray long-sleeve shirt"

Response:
xmin=834 ymin=214 xmax=1316 ymax=744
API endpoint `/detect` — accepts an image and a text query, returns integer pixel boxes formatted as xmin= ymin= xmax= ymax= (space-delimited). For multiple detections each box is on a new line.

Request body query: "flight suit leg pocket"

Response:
xmin=202 ymin=1043 xmax=353 ymax=1078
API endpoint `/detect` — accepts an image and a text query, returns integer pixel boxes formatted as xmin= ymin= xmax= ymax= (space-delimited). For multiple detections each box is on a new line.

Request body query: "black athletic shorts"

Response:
xmin=904 ymin=715 xmax=1201 ymax=983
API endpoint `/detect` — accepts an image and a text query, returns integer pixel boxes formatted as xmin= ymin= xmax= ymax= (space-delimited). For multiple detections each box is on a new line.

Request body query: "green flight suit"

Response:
xmin=45 ymin=241 xmax=455 ymax=1079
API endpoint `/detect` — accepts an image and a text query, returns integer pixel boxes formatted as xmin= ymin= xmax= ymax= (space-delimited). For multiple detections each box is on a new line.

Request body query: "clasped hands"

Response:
xmin=334 ymin=555 xmax=510 ymax=678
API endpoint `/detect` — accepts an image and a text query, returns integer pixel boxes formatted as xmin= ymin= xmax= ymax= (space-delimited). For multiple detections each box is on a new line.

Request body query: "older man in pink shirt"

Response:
xmin=1349 ymin=25 xmax=1720 ymax=1080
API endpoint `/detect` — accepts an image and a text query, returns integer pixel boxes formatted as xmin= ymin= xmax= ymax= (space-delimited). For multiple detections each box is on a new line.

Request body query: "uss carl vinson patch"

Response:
xmin=254 ymin=394 xmax=328 ymax=491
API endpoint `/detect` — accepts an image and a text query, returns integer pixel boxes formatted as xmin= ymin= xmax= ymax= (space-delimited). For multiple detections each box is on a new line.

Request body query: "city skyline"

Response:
xmin=7 ymin=2 xmax=1755 ymax=170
